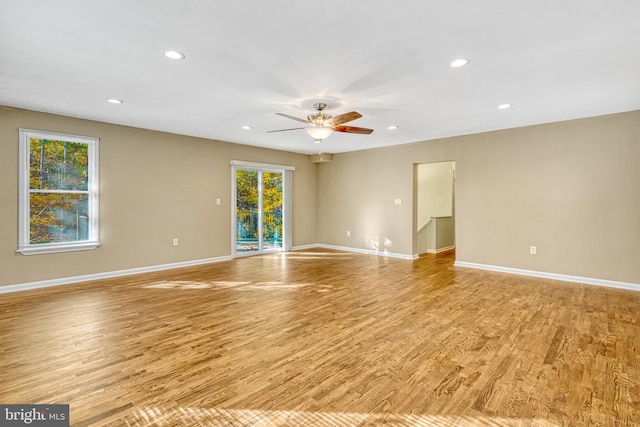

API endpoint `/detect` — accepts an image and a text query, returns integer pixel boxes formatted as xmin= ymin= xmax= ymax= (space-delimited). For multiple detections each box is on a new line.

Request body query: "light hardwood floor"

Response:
xmin=1 ymin=249 xmax=638 ymax=426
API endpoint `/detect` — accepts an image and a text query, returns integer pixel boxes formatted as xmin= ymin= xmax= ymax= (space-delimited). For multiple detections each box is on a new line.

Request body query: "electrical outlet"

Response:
xmin=530 ymin=246 xmax=536 ymax=255
xmin=173 ymin=238 xmax=179 ymax=247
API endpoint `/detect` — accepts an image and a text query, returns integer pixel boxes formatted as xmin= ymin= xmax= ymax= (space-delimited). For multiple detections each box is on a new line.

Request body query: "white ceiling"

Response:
xmin=1 ymin=1 xmax=639 ymax=155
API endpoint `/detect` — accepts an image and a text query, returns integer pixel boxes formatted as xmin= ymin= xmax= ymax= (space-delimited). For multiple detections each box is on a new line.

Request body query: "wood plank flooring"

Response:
xmin=1 ymin=249 xmax=639 ymax=426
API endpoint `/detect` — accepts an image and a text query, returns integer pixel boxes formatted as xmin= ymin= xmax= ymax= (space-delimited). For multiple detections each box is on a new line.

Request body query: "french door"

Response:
xmin=232 ymin=162 xmax=291 ymax=257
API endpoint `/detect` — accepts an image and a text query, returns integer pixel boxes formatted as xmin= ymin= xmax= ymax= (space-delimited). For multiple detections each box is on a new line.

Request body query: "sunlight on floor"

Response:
xmin=144 ymin=281 xmax=248 ymax=289
xmin=273 ymin=251 xmax=355 ymax=260
xmin=236 ymin=282 xmax=313 ymax=291
xmin=143 ymin=280 xmax=324 ymax=291
xmin=286 ymin=252 xmax=354 ymax=256
xmin=124 ymin=406 xmax=559 ymax=426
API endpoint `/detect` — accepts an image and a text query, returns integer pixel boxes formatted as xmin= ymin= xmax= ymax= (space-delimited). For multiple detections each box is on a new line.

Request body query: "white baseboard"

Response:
xmin=425 ymin=245 xmax=456 ymax=254
xmin=290 ymin=243 xmax=320 ymax=251
xmin=0 ymin=255 xmax=232 ymax=294
xmin=454 ymin=261 xmax=640 ymax=292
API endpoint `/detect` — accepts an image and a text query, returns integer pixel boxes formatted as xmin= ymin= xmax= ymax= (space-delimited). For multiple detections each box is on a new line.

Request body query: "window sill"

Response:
xmin=17 ymin=241 xmax=101 ymax=256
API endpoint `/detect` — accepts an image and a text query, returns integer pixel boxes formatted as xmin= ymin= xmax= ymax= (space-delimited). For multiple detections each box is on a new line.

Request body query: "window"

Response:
xmin=18 ymin=129 xmax=99 ymax=255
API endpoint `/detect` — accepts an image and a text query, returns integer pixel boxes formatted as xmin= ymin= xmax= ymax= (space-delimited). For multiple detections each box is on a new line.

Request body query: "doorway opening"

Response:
xmin=415 ymin=161 xmax=456 ymax=255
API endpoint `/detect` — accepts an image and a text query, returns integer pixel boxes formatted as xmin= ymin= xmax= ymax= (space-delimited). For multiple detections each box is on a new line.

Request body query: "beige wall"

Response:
xmin=2 ymin=107 xmax=639 ymax=288
xmin=0 ymin=107 xmax=317 ymax=287
xmin=318 ymin=110 xmax=640 ymax=284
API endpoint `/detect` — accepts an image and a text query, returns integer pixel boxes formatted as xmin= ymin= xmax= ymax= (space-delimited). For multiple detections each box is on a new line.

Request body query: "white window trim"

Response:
xmin=18 ymin=128 xmax=100 ymax=255
xmin=229 ymin=160 xmax=295 ymax=171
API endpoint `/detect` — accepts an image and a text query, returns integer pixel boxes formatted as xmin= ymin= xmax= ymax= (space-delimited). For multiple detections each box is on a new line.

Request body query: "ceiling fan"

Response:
xmin=268 ymin=103 xmax=374 ymax=142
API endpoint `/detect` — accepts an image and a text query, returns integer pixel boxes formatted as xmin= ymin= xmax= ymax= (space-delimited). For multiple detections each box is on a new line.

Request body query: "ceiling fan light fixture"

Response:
xmin=164 ymin=50 xmax=185 ymax=60
xmin=306 ymin=127 xmax=333 ymax=141
xmin=450 ymin=58 xmax=469 ymax=68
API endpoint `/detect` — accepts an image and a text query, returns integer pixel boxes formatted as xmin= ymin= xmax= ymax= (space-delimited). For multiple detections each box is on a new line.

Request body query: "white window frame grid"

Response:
xmin=18 ymin=128 xmax=100 ymax=255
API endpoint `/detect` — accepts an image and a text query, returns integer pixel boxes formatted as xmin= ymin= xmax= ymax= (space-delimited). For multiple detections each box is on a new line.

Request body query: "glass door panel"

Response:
xmin=235 ymin=169 xmax=259 ymax=253
xmin=262 ymin=171 xmax=283 ymax=250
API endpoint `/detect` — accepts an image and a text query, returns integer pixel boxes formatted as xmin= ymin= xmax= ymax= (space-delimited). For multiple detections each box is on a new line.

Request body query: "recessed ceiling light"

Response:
xmin=241 ymin=125 xmax=252 ymax=130
xmin=107 ymin=98 xmax=123 ymax=104
xmin=498 ymin=103 xmax=512 ymax=109
xmin=387 ymin=125 xmax=399 ymax=130
xmin=164 ymin=50 xmax=185 ymax=60
xmin=450 ymin=58 xmax=469 ymax=68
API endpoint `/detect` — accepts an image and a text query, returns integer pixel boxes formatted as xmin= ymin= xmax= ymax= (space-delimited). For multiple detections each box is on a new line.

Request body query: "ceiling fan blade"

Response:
xmin=276 ymin=112 xmax=311 ymax=124
xmin=266 ymin=127 xmax=306 ymax=133
xmin=329 ymin=111 xmax=362 ymax=126
xmin=333 ymin=125 xmax=374 ymax=134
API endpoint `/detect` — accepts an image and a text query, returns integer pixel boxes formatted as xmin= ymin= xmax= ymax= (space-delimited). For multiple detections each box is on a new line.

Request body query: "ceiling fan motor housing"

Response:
xmin=309 ymin=103 xmax=332 ymax=127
